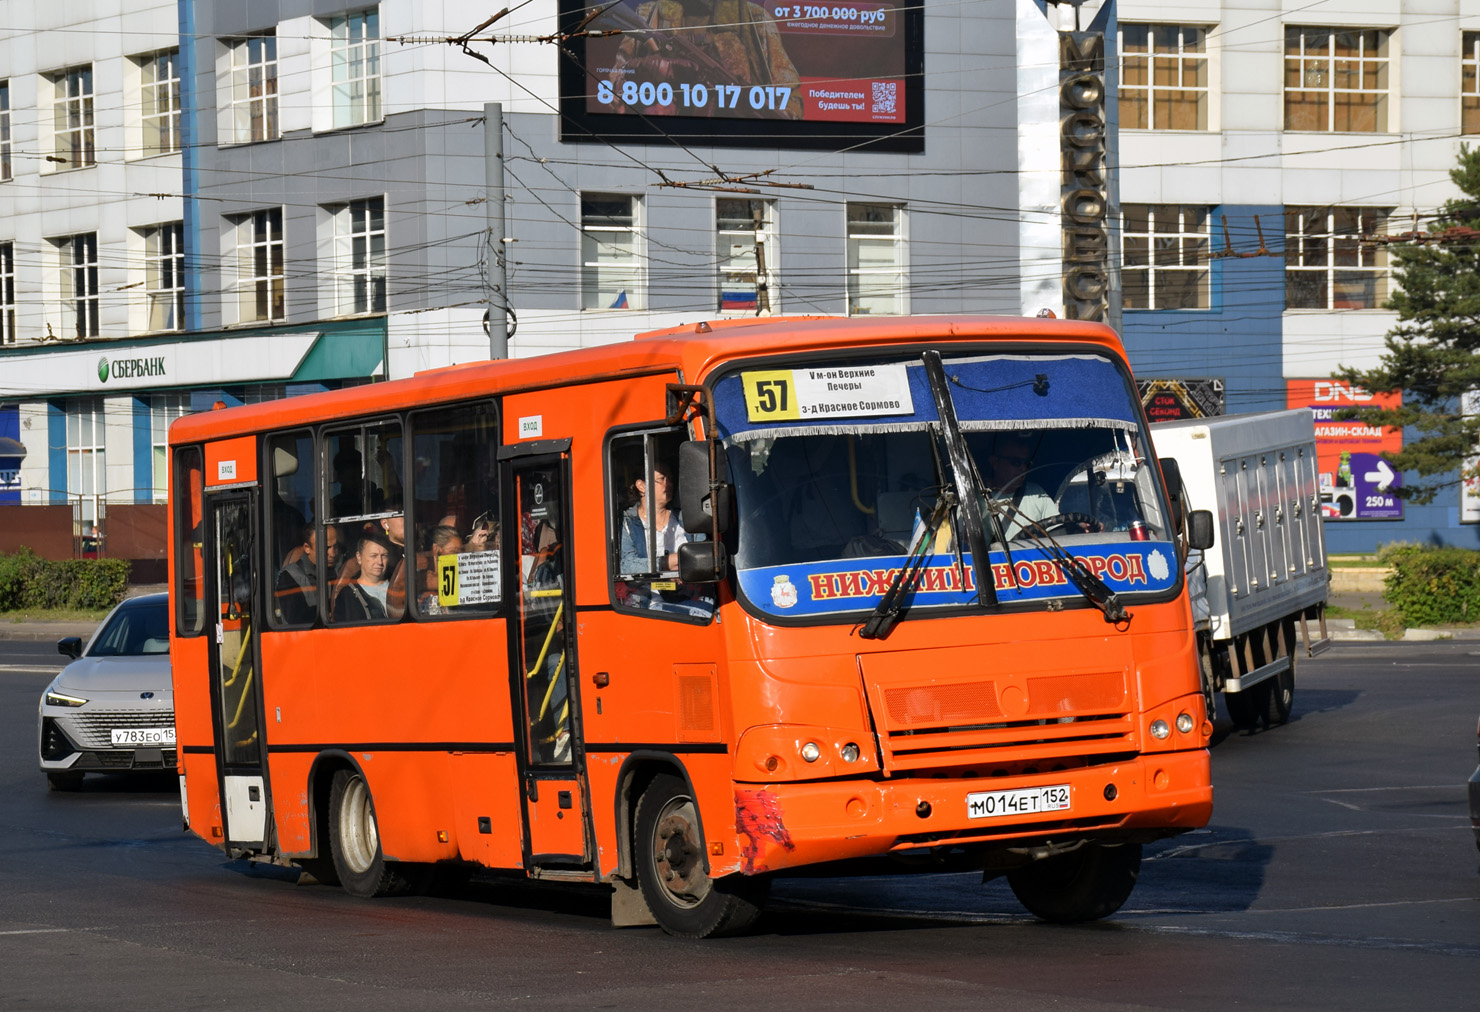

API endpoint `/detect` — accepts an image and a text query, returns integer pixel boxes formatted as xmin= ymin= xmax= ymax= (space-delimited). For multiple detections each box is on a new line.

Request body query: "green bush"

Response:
xmin=0 ymin=548 xmax=131 ymax=612
xmin=1379 ymin=543 xmax=1480 ymax=627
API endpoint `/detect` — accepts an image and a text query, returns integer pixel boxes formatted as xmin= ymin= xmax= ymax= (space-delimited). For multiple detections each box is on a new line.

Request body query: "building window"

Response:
xmin=0 ymin=242 xmax=14 ymax=345
xmin=716 ymin=199 xmax=776 ymax=313
xmin=1119 ymin=24 xmax=1209 ymax=131
xmin=66 ymin=398 xmax=105 ymax=533
xmin=151 ymin=394 xmax=190 ymax=501
xmin=58 ymin=233 xmax=99 ymax=338
xmin=1284 ymin=207 xmax=1389 ymax=310
xmin=1464 ymin=32 xmax=1480 ymax=135
xmin=145 ymin=222 xmax=185 ymax=331
xmin=1284 ymin=27 xmax=1389 ymax=132
xmin=1 ymin=81 xmax=11 ymax=180
xmin=229 ymin=35 xmax=279 ymax=143
xmin=52 ymin=66 xmax=96 ymax=168
xmin=581 ymin=195 xmax=642 ymax=310
xmin=329 ymin=9 xmax=382 ymax=129
xmin=331 ymin=198 xmax=387 ymax=314
xmin=233 ymin=209 xmax=285 ymax=322
xmin=1123 ymin=205 xmax=1210 ymax=309
xmin=140 ymin=49 xmax=182 ymax=156
xmin=846 ymin=203 xmax=905 ymax=316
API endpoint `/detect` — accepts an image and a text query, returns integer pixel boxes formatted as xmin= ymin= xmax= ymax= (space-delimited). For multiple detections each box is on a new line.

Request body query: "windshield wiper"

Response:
xmin=859 ymin=487 xmax=957 ymax=640
xmin=984 ymin=499 xmax=1131 ymax=625
xmin=921 ymin=351 xmax=997 ymax=609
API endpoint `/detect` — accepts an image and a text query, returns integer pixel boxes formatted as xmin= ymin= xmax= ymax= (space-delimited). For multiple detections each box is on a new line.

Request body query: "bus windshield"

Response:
xmin=711 ymin=350 xmax=1179 ymax=622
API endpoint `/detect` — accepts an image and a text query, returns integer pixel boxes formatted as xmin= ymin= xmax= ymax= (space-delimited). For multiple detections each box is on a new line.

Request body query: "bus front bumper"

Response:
xmin=723 ymin=748 xmax=1211 ymax=876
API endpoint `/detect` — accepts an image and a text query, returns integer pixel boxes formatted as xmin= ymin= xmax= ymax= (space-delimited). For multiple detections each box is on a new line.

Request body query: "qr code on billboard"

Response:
xmin=872 ymin=81 xmax=897 ymax=114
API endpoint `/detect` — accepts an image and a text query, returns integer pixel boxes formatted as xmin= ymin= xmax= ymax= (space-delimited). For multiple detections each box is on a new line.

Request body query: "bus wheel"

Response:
xmin=1006 ymin=841 xmax=1142 ymax=923
xmin=328 ymin=769 xmax=409 ymax=898
xmin=634 ymin=773 xmax=767 ymax=938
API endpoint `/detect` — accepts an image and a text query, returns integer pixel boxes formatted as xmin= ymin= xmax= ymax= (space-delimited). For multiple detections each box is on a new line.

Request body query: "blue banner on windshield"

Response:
xmin=736 ymin=541 xmax=1178 ymax=618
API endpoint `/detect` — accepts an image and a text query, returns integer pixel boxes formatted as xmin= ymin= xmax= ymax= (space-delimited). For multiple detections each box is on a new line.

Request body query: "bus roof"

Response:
xmin=168 ymin=314 xmax=1123 ymax=445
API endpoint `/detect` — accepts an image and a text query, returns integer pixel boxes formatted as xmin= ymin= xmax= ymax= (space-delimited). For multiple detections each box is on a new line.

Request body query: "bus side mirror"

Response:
xmin=678 ymin=440 xmax=731 ymax=537
xmin=58 ymin=636 xmax=83 ymax=660
xmin=677 ymin=541 xmax=728 ymax=584
xmin=1188 ymin=510 xmax=1215 ymax=550
xmin=1159 ymin=457 xmax=1185 ymax=500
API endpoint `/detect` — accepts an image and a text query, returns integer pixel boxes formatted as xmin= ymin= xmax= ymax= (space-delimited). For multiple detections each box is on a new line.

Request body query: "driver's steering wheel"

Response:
xmin=1030 ymin=511 xmax=1102 ymax=536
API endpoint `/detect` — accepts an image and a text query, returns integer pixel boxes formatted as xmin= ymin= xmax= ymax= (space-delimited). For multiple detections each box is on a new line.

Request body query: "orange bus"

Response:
xmin=168 ymin=315 xmax=1214 ymax=937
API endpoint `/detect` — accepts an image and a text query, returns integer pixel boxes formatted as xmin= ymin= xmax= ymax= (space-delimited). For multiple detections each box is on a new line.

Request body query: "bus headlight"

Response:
xmin=1150 ymin=719 xmax=1171 ymax=740
xmin=800 ymin=741 xmax=821 ymax=763
xmin=1175 ymin=712 xmax=1195 ymax=734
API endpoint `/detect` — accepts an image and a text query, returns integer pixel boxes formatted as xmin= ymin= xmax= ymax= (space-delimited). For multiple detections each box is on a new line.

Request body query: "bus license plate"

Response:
xmin=966 ymin=784 xmax=1071 ymax=820
xmin=111 ymin=727 xmax=175 ymax=746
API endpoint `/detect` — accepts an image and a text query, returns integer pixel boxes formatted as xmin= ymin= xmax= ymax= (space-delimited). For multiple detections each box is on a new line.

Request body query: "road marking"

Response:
xmin=0 ymin=665 xmax=62 ymax=675
xmin=1137 ymin=921 xmax=1480 ymax=959
xmin=1309 ymin=785 xmax=1460 ymax=793
xmin=0 ymin=929 xmax=70 ymax=936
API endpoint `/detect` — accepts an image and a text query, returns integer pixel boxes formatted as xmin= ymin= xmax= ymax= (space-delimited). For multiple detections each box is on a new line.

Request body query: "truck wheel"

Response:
xmin=1224 ymin=688 xmax=1259 ymax=729
xmin=1259 ymin=664 xmax=1295 ymax=726
xmin=1197 ymin=637 xmax=1218 ymax=722
xmin=1007 ymin=842 xmax=1142 ymax=923
xmin=634 ymin=773 xmax=768 ymax=938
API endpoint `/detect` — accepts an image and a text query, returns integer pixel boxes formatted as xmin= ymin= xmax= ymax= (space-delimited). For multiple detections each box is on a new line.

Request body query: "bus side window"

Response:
xmin=608 ymin=428 xmax=715 ymax=621
xmin=267 ymin=430 xmax=319 ymax=627
xmin=173 ymin=446 xmax=205 ymax=636
xmin=408 ymin=402 xmax=500 ymax=619
xmin=323 ymin=419 xmax=404 ymax=626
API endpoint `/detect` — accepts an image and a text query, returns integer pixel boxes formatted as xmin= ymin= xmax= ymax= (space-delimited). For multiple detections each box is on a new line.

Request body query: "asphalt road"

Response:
xmin=1 ymin=636 xmax=1476 ymax=1011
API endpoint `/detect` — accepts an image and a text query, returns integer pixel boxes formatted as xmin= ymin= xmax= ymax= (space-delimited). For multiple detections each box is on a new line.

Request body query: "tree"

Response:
xmin=1336 ymin=143 xmax=1480 ymax=503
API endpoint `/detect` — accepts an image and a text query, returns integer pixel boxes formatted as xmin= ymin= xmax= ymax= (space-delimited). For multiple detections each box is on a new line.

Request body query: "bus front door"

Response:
xmin=207 ymin=493 xmax=272 ymax=853
xmin=505 ymin=451 xmax=591 ymax=871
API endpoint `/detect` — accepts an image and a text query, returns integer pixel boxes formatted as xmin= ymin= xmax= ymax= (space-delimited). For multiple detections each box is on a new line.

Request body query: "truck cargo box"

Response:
xmin=1153 ymin=409 xmax=1330 ymax=729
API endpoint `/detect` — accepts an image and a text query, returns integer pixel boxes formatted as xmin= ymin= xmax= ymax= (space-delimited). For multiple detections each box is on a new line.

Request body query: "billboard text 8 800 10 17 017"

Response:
xmin=558 ymin=0 xmax=925 ymax=152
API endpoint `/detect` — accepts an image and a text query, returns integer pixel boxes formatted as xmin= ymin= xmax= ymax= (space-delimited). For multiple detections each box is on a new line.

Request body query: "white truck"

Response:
xmin=1152 ymin=409 xmax=1331 ymax=729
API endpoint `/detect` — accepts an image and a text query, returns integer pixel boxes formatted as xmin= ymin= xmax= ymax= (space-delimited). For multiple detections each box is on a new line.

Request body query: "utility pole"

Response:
xmin=484 ymin=102 xmax=508 ymax=359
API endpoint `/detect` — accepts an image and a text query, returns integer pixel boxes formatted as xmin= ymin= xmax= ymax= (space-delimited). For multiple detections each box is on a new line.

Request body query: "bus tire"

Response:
xmin=1007 ymin=841 xmax=1141 ymax=923
xmin=328 ymin=769 xmax=410 ymax=898
xmin=634 ymin=773 xmax=767 ymax=938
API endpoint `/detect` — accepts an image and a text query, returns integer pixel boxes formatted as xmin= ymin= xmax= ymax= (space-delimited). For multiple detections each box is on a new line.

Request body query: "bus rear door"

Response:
xmin=207 ymin=491 xmax=272 ymax=853
xmin=503 ymin=446 xmax=592 ymax=872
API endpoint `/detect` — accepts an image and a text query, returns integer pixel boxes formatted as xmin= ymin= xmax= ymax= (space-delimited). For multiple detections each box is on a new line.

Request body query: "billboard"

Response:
xmin=1138 ymin=378 xmax=1225 ymax=422
xmin=558 ymin=0 xmax=925 ymax=151
xmin=1286 ymin=379 xmax=1403 ymax=521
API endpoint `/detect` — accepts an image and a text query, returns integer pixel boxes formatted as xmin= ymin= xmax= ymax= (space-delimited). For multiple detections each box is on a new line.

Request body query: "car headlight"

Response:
xmin=45 ymin=689 xmax=88 ymax=707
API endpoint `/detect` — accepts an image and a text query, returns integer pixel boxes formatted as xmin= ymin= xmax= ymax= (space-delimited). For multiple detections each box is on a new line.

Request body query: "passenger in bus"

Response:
xmin=417 ymin=525 xmax=463 ymax=617
xmin=333 ymin=533 xmax=394 ymax=623
xmin=466 ymin=512 xmax=497 ymax=552
xmin=274 ymin=522 xmax=340 ymax=624
xmin=618 ymin=462 xmax=687 ymax=574
xmin=379 ymin=501 xmax=407 ymax=619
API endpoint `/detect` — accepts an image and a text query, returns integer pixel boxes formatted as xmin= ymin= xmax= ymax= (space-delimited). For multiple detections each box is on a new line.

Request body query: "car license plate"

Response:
xmin=966 ymin=784 xmax=1071 ymax=820
xmin=111 ymin=727 xmax=176 ymax=746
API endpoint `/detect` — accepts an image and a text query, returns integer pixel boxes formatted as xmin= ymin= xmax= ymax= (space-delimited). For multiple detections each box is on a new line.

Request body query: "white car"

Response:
xmin=38 ymin=593 xmax=174 ymax=791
